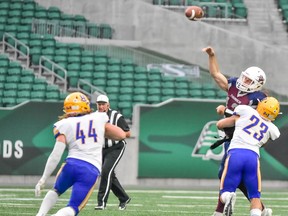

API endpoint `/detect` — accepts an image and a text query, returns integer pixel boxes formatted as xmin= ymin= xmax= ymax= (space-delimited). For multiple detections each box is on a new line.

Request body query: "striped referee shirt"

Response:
xmin=103 ymin=109 xmax=130 ymax=148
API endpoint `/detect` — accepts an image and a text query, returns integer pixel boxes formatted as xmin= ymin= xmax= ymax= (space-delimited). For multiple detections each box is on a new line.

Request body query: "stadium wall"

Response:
xmin=0 ymin=101 xmax=287 ymax=189
xmin=35 ymin=0 xmax=288 ymax=95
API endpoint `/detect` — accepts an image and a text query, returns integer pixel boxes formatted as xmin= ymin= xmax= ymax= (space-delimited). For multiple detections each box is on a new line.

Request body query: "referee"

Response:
xmin=94 ymin=94 xmax=131 ymax=210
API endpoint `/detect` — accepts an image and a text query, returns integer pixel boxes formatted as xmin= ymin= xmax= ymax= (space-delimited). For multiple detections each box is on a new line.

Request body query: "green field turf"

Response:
xmin=0 ymin=188 xmax=287 ymax=216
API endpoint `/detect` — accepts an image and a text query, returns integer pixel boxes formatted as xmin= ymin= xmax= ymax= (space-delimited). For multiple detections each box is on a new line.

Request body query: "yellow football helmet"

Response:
xmin=256 ymin=97 xmax=280 ymax=121
xmin=63 ymin=92 xmax=91 ymax=115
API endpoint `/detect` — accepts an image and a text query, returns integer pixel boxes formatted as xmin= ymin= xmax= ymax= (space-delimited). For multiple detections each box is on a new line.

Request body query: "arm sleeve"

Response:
xmin=117 ymin=116 xmax=130 ymax=132
xmin=39 ymin=141 xmax=66 ymax=182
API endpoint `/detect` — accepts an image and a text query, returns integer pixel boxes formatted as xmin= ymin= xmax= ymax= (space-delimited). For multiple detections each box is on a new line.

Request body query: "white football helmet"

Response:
xmin=236 ymin=66 xmax=266 ymax=93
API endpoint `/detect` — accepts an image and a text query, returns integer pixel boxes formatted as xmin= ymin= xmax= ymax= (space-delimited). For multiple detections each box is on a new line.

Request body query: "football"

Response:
xmin=185 ymin=6 xmax=204 ymax=21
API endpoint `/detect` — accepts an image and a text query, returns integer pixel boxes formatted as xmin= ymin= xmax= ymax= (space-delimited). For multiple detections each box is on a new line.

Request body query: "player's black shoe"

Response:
xmin=119 ymin=198 xmax=131 ymax=210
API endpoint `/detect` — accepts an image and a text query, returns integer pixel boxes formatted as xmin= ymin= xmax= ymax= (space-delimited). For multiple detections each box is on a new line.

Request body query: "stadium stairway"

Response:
xmin=243 ymin=0 xmax=288 ymax=46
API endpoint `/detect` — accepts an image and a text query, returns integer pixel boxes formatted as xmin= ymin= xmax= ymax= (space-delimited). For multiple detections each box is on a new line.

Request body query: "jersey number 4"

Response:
xmin=76 ymin=120 xmax=97 ymax=144
xmin=243 ymin=115 xmax=268 ymax=141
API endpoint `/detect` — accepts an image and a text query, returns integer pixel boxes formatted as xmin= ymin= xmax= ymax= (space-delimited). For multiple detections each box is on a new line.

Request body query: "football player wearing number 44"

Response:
xmin=216 ymin=97 xmax=281 ymax=216
xmin=35 ymin=92 xmax=126 ymax=216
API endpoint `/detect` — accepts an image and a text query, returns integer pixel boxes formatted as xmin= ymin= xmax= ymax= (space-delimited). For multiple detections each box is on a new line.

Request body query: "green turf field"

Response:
xmin=0 ymin=188 xmax=287 ymax=216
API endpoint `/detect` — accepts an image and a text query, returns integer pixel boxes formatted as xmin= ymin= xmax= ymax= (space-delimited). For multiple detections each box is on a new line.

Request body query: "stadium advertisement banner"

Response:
xmin=0 ymin=102 xmax=63 ymax=175
xmin=137 ymin=99 xmax=288 ymax=180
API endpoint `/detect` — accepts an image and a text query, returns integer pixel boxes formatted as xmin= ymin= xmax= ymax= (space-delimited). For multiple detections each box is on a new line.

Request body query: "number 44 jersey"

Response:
xmin=228 ymin=105 xmax=280 ymax=156
xmin=53 ymin=112 xmax=109 ymax=172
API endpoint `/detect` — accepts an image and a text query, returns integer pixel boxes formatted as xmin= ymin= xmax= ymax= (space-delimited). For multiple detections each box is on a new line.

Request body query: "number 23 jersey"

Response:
xmin=228 ymin=105 xmax=280 ymax=156
xmin=54 ymin=112 xmax=109 ymax=171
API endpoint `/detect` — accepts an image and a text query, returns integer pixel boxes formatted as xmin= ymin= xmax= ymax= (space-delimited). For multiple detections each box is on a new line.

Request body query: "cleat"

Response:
xmin=223 ymin=192 xmax=236 ymax=216
xmin=119 ymin=198 xmax=131 ymax=210
xmin=261 ymin=208 xmax=272 ymax=216
xmin=94 ymin=204 xmax=105 ymax=210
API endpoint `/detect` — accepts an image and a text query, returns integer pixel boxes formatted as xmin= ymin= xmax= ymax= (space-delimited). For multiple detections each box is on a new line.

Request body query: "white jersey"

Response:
xmin=228 ymin=105 xmax=280 ymax=156
xmin=54 ymin=112 xmax=109 ymax=171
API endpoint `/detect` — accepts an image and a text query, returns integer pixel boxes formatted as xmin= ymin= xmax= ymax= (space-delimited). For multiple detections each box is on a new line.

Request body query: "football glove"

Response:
xmin=35 ymin=179 xmax=45 ymax=197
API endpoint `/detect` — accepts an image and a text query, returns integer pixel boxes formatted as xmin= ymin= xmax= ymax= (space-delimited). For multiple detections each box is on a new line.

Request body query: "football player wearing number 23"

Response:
xmin=35 ymin=92 xmax=126 ymax=216
xmin=216 ymin=97 xmax=280 ymax=216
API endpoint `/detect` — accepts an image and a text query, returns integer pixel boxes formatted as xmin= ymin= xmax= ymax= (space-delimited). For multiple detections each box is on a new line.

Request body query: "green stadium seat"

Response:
xmin=34 ymin=11 xmax=48 ymax=19
xmin=175 ymin=81 xmax=189 ymax=89
xmin=92 ymin=78 xmax=106 ymax=89
xmin=161 ymin=88 xmax=175 ymax=97
xmin=202 ymin=90 xmax=216 ymax=98
xmin=46 ymin=91 xmax=60 ymax=101
xmin=31 ymin=91 xmax=45 ymax=101
xmin=134 ymin=73 xmax=148 ymax=81
xmin=4 ymin=83 xmax=17 ymax=90
xmin=189 ymin=89 xmax=202 ymax=98
xmin=0 ymin=67 xmax=7 ymax=75
xmin=119 ymin=94 xmax=133 ymax=102
xmin=121 ymin=65 xmax=134 ymax=73
xmin=94 ymin=65 xmax=108 ymax=76
xmin=121 ymin=108 xmax=132 ymax=119
xmin=2 ymin=97 xmax=17 ymax=107
xmin=148 ymin=73 xmax=162 ymax=81
xmin=81 ymin=56 xmax=94 ymax=64
xmin=87 ymin=23 xmax=100 ymax=38
xmin=20 ymin=76 xmax=34 ymax=84
xmin=6 ymin=76 xmax=20 ymax=83
xmin=147 ymin=95 xmax=161 ymax=104
xmin=149 ymin=81 xmax=161 ymax=88
xmin=108 ymin=58 xmax=121 ymax=65
xmin=121 ymin=58 xmax=134 ymax=66
xmin=108 ymin=65 xmax=121 ymax=73
xmin=162 ymin=81 xmax=175 ymax=89
xmin=134 ymin=80 xmax=148 ymax=88
xmin=107 ymin=79 xmax=120 ymax=87
xmin=105 ymin=86 xmax=119 ymax=94
xmin=175 ymin=89 xmax=189 ymax=97
xmin=21 ymin=17 xmax=33 ymax=25
xmin=33 ymin=83 xmax=47 ymax=91
xmin=120 ymin=72 xmax=134 ymax=80
xmin=135 ymin=66 xmax=147 ymax=73
xmin=133 ymin=95 xmax=147 ymax=103
xmin=94 ymin=71 xmax=106 ymax=79
xmin=233 ymin=3 xmax=247 ymax=19
xmin=0 ymin=2 xmax=9 ymax=9
xmin=95 ymin=57 xmax=108 ymax=65
xmin=99 ymin=23 xmax=113 ymax=39
xmin=0 ymin=75 xmax=6 ymax=82
xmin=148 ymin=88 xmax=161 ymax=95
xmin=3 ymin=90 xmax=17 ymax=98
xmin=121 ymin=80 xmax=134 ymax=87
xmin=118 ymin=101 xmax=132 ymax=109
xmin=34 ymin=77 xmax=48 ymax=84
xmin=216 ymin=90 xmax=227 ymax=99
xmin=22 ymin=2 xmax=36 ymax=11
xmin=134 ymin=87 xmax=147 ymax=95
xmin=67 ymin=56 xmax=81 ymax=64
xmin=119 ymin=87 xmax=133 ymax=94
xmin=107 ymin=72 xmax=120 ymax=80
xmin=189 ymin=82 xmax=202 ymax=90
xmin=17 ymin=90 xmax=31 ymax=99
xmin=202 ymin=83 xmax=216 ymax=90
xmin=18 ymin=83 xmax=32 ymax=91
